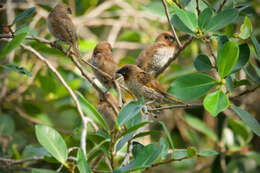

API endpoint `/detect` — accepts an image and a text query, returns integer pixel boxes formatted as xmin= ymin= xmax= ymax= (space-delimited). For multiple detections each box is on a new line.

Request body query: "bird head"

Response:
xmin=93 ymin=41 xmax=112 ymax=56
xmin=155 ymin=32 xmax=175 ymax=46
xmin=53 ymin=3 xmax=72 ymax=15
xmin=116 ymin=64 xmax=139 ymax=81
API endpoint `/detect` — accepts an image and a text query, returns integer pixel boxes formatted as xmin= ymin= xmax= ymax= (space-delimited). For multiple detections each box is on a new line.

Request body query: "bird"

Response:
xmin=47 ymin=3 xmax=81 ymax=57
xmin=97 ymin=92 xmax=118 ymax=130
xmin=116 ymin=64 xmax=183 ymax=105
xmin=135 ymin=32 xmax=175 ymax=75
xmin=90 ymin=41 xmax=117 ymax=90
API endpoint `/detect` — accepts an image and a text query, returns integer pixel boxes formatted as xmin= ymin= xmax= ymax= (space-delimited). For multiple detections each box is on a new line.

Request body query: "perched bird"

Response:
xmin=90 ymin=41 xmax=117 ymax=90
xmin=97 ymin=92 xmax=118 ymax=130
xmin=116 ymin=64 xmax=183 ymax=104
xmin=47 ymin=3 xmax=80 ymax=56
xmin=135 ymin=32 xmax=175 ymax=75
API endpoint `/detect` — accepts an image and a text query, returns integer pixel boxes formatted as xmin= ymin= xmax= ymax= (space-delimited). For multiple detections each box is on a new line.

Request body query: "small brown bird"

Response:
xmin=47 ymin=3 xmax=80 ymax=56
xmin=116 ymin=64 xmax=182 ymax=104
xmin=90 ymin=41 xmax=117 ymax=90
xmin=135 ymin=32 xmax=175 ymax=75
xmin=97 ymin=92 xmax=118 ymax=130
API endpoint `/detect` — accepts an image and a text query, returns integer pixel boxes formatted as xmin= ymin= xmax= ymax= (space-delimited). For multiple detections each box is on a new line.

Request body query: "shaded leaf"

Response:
xmin=203 ymin=91 xmax=230 ymax=116
xmin=243 ymin=63 xmax=260 ymax=84
xmin=168 ymin=73 xmax=216 ymax=100
xmin=0 ymin=114 xmax=15 ymax=136
xmin=171 ymin=15 xmax=195 ymax=35
xmin=32 ymin=169 xmax=57 ymax=173
xmin=132 ymin=141 xmax=144 ymax=158
xmin=194 ymin=54 xmax=213 ymax=72
xmin=231 ymin=43 xmax=250 ymax=73
xmin=250 ymin=34 xmax=260 ymax=61
xmin=159 ymin=121 xmax=174 ymax=150
xmin=116 ymin=132 xmax=135 ymax=152
xmin=228 ymin=118 xmax=251 ymax=142
xmin=198 ymin=8 xmax=213 ymax=31
xmin=35 ymin=125 xmax=68 ymax=164
xmin=120 ymin=122 xmax=150 ymax=138
xmin=2 ymin=64 xmax=32 ymax=77
xmin=12 ymin=7 xmax=35 ymax=25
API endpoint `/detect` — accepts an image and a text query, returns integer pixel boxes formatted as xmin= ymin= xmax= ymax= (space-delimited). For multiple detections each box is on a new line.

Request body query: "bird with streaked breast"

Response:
xmin=47 ymin=3 xmax=81 ymax=57
xmin=135 ymin=32 xmax=175 ymax=75
xmin=90 ymin=41 xmax=118 ymax=91
xmin=116 ymin=64 xmax=183 ymax=105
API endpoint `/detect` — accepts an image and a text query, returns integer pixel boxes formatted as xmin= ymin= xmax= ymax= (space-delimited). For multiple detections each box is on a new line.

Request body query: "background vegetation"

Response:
xmin=0 ymin=0 xmax=260 ymax=172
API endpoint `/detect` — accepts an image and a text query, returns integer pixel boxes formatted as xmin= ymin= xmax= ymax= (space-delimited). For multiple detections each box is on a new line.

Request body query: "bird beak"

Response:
xmin=116 ymin=68 xmax=125 ymax=76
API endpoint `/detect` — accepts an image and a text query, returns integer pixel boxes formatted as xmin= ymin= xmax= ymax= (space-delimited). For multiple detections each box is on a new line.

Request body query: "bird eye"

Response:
xmin=67 ymin=7 xmax=72 ymax=14
xmin=169 ymin=36 xmax=175 ymax=43
xmin=164 ymin=35 xmax=169 ymax=39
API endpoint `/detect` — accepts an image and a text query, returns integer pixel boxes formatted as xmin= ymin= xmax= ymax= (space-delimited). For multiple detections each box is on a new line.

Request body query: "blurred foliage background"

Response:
xmin=0 ymin=0 xmax=260 ymax=172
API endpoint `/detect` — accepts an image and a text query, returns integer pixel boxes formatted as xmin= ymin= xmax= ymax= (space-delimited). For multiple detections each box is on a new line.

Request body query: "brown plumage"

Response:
xmin=47 ymin=3 xmax=80 ymax=56
xmin=116 ymin=64 xmax=182 ymax=104
xmin=135 ymin=32 xmax=175 ymax=75
xmin=90 ymin=41 xmax=117 ymax=90
xmin=97 ymin=92 xmax=118 ymax=130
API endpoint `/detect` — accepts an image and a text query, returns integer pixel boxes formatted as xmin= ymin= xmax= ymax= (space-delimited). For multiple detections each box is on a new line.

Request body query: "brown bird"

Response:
xmin=116 ymin=64 xmax=183 ymax=104
xmin=135 ymin=32 xmax=175 ymax=75
xmin=97 ymin=92 xmax=118 ymax=130
xmin=90 ymin=41 xmax=117 ymax=90
xmin=47 ymin=3 xmax=80 ymax=56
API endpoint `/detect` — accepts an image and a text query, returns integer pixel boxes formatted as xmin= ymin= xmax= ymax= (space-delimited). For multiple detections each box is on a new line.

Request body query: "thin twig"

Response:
xmin=155 ymin=37 xmax=194 ymax=77
xmin=196 ymin=0 xmax=200 ymax=15
xmin=20 ymin=44 xmax=94 ymax=157
xmin=230 ymin=85 xmax=260 ymax=100
xmin=148 ymin=156 xmax=188 ymax=170
xmin=148 ymin=103 xmax=202 ymax=111
xmin=161 ymin=0 xmax=182 ymax=48
xmin=0 ymin=156 xmax=44 ymax=165
xmin=217 ymin=0 xmax=227 ymax=13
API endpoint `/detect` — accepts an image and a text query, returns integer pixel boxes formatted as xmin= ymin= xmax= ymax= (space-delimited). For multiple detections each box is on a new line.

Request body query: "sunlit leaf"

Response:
xmin=2 ymin=64 xmax=32 ymax=77
xmin=77 ymin=149 xmax=91 ymax=173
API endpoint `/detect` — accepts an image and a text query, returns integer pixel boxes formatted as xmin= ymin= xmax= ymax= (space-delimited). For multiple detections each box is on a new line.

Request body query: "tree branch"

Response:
xmin=147 ymin=156 xmax=188 ymax=170
xmin=161 ymin=0 xmax=182 ymax=48
xmin=148 ymin=103 xmax=202 ymax=111
xmin=0 ymin=156 xmax=44 ymax=165
xmin=217 ymin=0 xmax=227 ymax=13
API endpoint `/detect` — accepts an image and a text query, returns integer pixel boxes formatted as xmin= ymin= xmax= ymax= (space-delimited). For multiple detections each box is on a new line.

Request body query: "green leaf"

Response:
xmin=225 ymin=76 xmax=234 ymax=92
xmin=185 ymin=114 xmax=218 ymax=141
xmin=120 ymin=122 xmax=150 ymax=138
xmin=198 ymin=150 xmax=218 ymax=156
xmin=2 ymin=64 xmax=32 ymax=77
xmin=203 ymin=91 xmax=230 ymax=116
xmin=239 ymin=16 xmax=252 ymax=39
xmin=243 ymin=63 xmax=260 ymax=84
xmin=228 ymin=118 xmax=250 ymax=142
xmin=194 ymin=54 xmax=213 ymax=72
xmin=0 ymin=114 xmax=15 ymax=136
xmin=12 ymin=7 xmax=35 ymax=25
xmin=77 ymin=149 xmax=91 ymax=173
xmin=205 ymin=8 xmax=238 ymax=32
xmin=143 ymin=1 xmax=165 ymax=16
xmin=132 ymin=130 xmax=161 ymax=140
xmin=172 ymin=3 xmax=197 ymax=32
xmin=168 ymin=73 xmax=216 ymax=100
xmin=231 ymin=105 xmax=260 ymax=137
xmin=217 ymin=35 xmax=229 ymax=52
xmin=116 ymin=132 xmax=135 ymax=152
xmin=35 ymin=125 xmax=68 ymax=164
xmin=217 ymin=41 xmax=239 ymax=78
xmin=77 ymin=91 xmax=109 ymax=130
xmin=171 ymin=15 xmax=195 ymax=35
xmin=135 ymin=143 xmax=162 ymax=168
xmin=250 ymin=34 xmax=260 ymax=61
xmin=22 ymin=145 xmax=50 ymax=159
xmin=187 ymin=146 xmax=197 ymax=158
xmin=231 ymin=43 xmax=250 ymax=73
xmin=159 ymin=121 xmax=174 ymax=150
xmin=132 ymin=141 xmax=144 ymax=158
xmin=117 ymin=100 xmax=143 ymax=127
xmin=0 ymin=32 xmax=27 ymax=59
xmin=32 ymin=169 xmax=58 ymax=173
xmin=160 ymin=138 xmax=169 ymax=160
xmin=173 ymin=149 xmax=187 ymax=159
xmin=198 ymin=8 xmax=213 ymax=31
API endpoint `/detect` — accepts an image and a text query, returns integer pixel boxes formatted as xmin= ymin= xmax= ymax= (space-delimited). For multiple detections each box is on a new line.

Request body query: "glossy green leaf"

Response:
xmin=135 ymin=143 xmax=162 ymax=168
xmin=126 ymin=112 xmax=142 ymax=128
xmin=77 ymin=149 xmax=91 ymax=173
xmin=187 ymin=146 xmax=197 ymax=158
xmin=159 ymin=121 xmax=174 ymax=150
xmin=217 ymin=41 xmax=239 ymax=78
xmin=22 ymin=145 xmax=50 ymax=159
xmin=194 ymin=54 xmax=213 ymax=72
xmin=203 ymin=91 xmax=230 ymax=116
xmin=116 ymin=132 xmax=135 ymax=152
xmin=198 ymin=150 xmax=218 ymax=156
xmin=2 ymin=64 xmax=32 ymax=77
xmin=250 ymin=34 xmax=260 ymax=61
xmin=172 ymin=3 xmax=197 ymax=32
xmin=32 ymin=169 xmax=57 ymax=173
xmin=231 ymin=43 xmax=250 ymax=73
xmin=198 ymin=8 xmax=213 ymax=31
xmin=117 ymin=100 xmax=143 ymax=127
xmin=132 ymin=130 xmax=161 ymax=140
xmin=185 ymin=114 xmax=218 ymax=141
xmin=228 ymin=118 xmax=250 ymax=142
xmin=120 ymin=121 xmax=150 ymax=138
xmin=205 ymin=8 xmax=238 ymax=32
xmin=239 ymin=16 xmax=252 ymax=39
xmin=0 ymin=114 xmax=15 ymax=136
xmin=173 ymin=149 xmax=187 ymax=159
xmin=160 ymin=138 xmax=169 ymax=160
xmin=77 ymin=92 xmax=109 ymax=130
xmin=217 ymin=35 xmax=229 ymax=52
xmin=225 ymin=76 xmax=234 ymax=92
xmin=132 ymin=141 xmax=144 ymax=158
xmin=168 ymin=73 xmax=216 ymax=100
xmin=231 ymin=105 xmax=260 ymax=137
xmin=35 ymin=125 xmax=68 ymax=164
xmin=12 ymin=7 xmax=35 ymax=25
xmin=243 ymin=63 xmax=260 ymax=84
xmin=171 ymin=15 xmax=195 ymax=35
xmin=0 ymin=32 xmax=27 ymax=59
